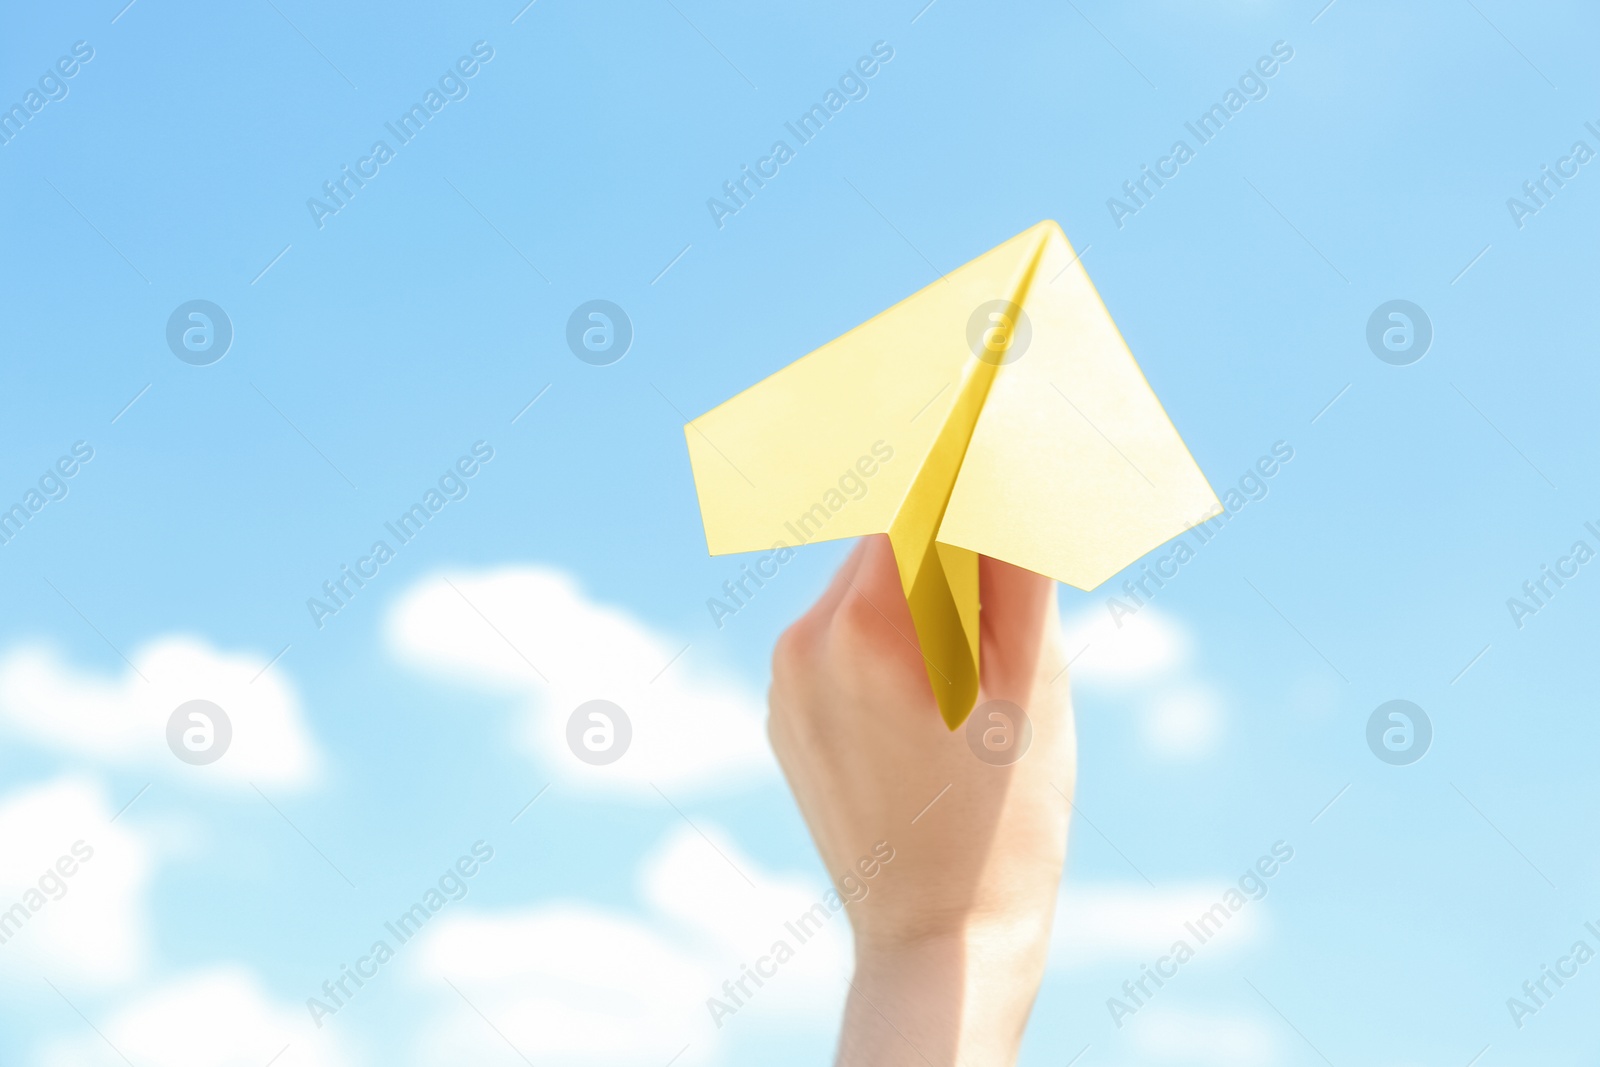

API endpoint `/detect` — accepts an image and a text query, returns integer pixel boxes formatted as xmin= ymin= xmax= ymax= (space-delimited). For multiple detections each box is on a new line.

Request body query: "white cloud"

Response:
xmin=1129 ymin=1007 xmax=1278 ymax=1066
xmin=1050 ymin=882 xmax=1260 ymax=966
xmin=0 ymin=637 xmax=320 ymax=789
xmin=35 ymin=966 xmax=356 ymax=1067
xmin=1060 ymin=606 xmax=1229 ymax=761
xmin=413 ymin=904 xmax=714 ymax=1065
xmin=0 ymin=776 xmax=152 ymax=988
xmin=387 ymin=567 xmax=774 ymax=796
xmin=407 ymin=824 xmax=849 ymax=1065
xmin=1060 ymin=605 xmax=1192 ymax=688
xmin=1141 ymin=685 xmax=1224 ymax=760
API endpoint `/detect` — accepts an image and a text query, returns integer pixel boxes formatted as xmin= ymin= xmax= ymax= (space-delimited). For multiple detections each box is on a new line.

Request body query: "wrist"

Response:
xmin=838 ymin=925 xmax=1051 ymax=1067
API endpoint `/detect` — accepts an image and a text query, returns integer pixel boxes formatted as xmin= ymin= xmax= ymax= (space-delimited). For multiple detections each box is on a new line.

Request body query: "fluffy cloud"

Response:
xmin=1059 ymin=605 xmax=1226 ymax=761
xmin=0 ymin=637 xmax=320 ymax=788
xmin=406 ymin=824 xmax=849 ymax=1065
xmin=0 ymin=776 xmax=151 ymax=988
xmin=387 ymin=567 xmax=773 ymax=796
xmin=1060 ymin=604 xmax=1192 ymax=687
xmin=1127 ymin=1007 xmax=1278 ymax=1066
xmin=1141 ymin=685 xmax=1223 ymax=760
xmin=1050 ymin=882 xmax=1260 ymax=966
xmin=35 ymin=966 xmax=356 ymax=1067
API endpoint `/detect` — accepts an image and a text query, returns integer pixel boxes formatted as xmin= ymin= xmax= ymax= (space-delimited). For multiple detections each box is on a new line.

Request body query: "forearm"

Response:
xmin=836 ymin=930 xmax=1051 ymax=1067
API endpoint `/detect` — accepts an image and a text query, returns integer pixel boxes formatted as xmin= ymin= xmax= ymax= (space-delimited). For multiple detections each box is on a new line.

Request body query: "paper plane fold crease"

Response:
xmin=683 ymin=220 xmax=1222 ymax=728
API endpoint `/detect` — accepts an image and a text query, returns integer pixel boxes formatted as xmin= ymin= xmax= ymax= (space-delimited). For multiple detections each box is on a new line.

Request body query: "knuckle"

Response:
xmin=833 ymin=588 xmax=885 ymax=644
xmin=772 ymin=614 xmax=819 ymax=681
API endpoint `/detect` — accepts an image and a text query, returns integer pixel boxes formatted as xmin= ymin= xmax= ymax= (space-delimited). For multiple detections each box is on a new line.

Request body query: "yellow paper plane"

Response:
xmin=683 ymin=220 xmax=1222 ymax=728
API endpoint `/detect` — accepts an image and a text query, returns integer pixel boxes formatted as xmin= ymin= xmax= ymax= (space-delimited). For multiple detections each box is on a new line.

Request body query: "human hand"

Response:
xmin=768 ymin=534 xmax=1075 ymax=1066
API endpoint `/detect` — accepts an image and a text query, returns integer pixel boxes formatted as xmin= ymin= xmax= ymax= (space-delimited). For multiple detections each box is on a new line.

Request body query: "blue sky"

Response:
xmin=2 ymin=0 xmax=1599 ymax=1064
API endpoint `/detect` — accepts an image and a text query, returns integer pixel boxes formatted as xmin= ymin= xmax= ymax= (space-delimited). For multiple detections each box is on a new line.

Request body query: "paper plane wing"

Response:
xmin=685 ymin=220 xmax=1220 ymax=728
xmin=937 ymin=226 xmax=1223 ymax=589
